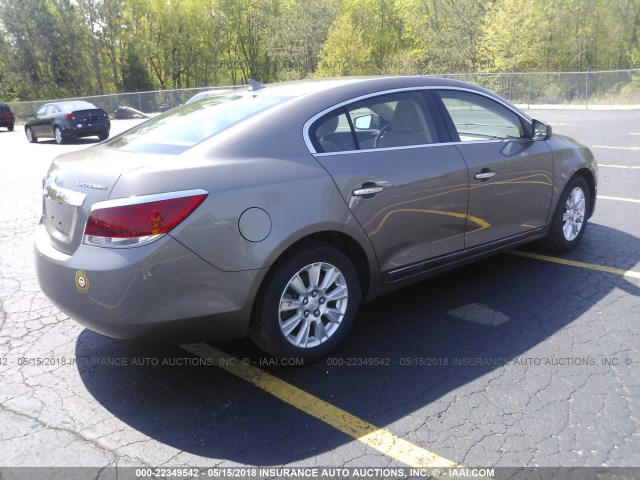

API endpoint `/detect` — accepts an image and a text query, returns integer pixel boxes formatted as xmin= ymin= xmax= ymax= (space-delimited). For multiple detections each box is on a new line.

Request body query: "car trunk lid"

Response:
xmin=70 ymin=108 xmax=106 ymax=121
xmin=42 ymin=146 xmax=157 ymax=255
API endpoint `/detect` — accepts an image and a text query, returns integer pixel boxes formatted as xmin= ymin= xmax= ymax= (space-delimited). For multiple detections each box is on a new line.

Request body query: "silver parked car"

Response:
xmin=35 ymin=77 xmax=597 ymax=361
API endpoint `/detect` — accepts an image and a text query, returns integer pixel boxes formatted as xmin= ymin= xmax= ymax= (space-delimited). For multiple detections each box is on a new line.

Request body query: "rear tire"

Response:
xmin=541 ymin=175 xmax=591 ymax=252
xmin=250 ymin=243 xmax=361 ymax=362
xmin=7 ymin=124 xmax=14 ymax=132
xmin=98 ymin=131 xmax=109 ymax=141
xmin=25 ymin=127 xmax=37 ymax=143
xmin=54 ymin=126 xmax=64 ymax=144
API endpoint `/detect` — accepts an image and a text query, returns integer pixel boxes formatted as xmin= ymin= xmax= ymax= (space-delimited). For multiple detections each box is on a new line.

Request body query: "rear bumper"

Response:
xmin=34 ymin=223 xmax=265 ymax=342
xmin=62 ymin=120 xmax=110 ymax=138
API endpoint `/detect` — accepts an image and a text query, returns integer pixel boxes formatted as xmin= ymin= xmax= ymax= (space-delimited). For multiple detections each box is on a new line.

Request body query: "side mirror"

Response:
xmin=532 ymin=119 xmax=552 ymax=140
xmin=354 ymin=114 xmax=373 ymax=130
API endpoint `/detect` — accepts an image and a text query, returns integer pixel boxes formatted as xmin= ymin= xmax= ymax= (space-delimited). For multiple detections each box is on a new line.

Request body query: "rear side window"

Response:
xmin=109 ymin=93 xmax=290 ymax=154
xmin=313 ymin=110 xmax=356 ymax=153
xmin=437 ymin=90 xmax=525 ymax=141
xmin=311 ymin=91 xmax=440 ymax=153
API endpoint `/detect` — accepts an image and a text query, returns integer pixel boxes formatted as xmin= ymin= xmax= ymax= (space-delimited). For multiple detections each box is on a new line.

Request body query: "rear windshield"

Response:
xmin=108 ymin=93 xmax=290 ymax=154
xmin=57 ymin=101 xmax=98 ymax=112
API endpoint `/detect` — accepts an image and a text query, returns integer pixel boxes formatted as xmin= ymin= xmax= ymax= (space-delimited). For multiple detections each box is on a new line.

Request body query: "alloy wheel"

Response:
xmin=278 ymin=262 xmax=348 ymax=348
xmin=562 ymin=186 xmax=586 ymax=241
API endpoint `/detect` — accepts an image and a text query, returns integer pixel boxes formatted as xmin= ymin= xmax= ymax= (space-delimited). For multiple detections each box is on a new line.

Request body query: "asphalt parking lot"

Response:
xmin=0 ymin=110 xmax=638 ymax=478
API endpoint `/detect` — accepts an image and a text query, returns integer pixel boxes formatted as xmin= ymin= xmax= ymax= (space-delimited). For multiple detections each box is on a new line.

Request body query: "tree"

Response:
xmin=217 ymin=0 xmax=279 ymax=83
xmin=0 ymin=0 xmax=94 ymax=99
xmin=267 ymin=0 xmax=339 ymax=80
xmin=398 ymin=0 xmax=487 ymax=74
xmin=344 ymin=0 xmax=405 ymax=71
xmin=478 ymin=0 xmax=545 ymax=72
xmin=315 ymin=13 xmax=376 ymax=77
xmin=121 ymin=47 xmax=155 ymax=92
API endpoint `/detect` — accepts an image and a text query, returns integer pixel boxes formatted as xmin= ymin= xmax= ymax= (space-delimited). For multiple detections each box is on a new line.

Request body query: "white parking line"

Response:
xmin=592 ymin=145 xmax=640 ymax=151
xmin=599 ymin=164 xmax=640 ymax=169
xmin=598 ymin=195 xmax=640 ymax=203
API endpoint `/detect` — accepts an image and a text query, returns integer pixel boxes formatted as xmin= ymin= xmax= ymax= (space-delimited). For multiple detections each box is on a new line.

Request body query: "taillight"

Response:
xmin=66 ymin=112 xmax=76 ymax=121
xmin=102 ymin=109 xmax=109 ymax=119
xmin=83 ymin=190 xmax=207 ymax=247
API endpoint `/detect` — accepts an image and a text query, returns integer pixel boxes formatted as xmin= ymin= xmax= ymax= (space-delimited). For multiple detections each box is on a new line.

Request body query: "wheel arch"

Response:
xmin=247 ymin=229 xmax=373 ymax=358
xmin=249 ymin=230 xmax=373 ymax=330
xmin=574 ymin=167 xmax=596 ymax=218
xmin=264 ymin=230 xmax=371 ymax=300
xmin=24 ymin=124 xmax=37 ymax=142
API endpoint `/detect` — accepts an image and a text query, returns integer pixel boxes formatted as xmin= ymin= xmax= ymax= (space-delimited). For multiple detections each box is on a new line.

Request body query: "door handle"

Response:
xmin=474 ymin=170 xmax=496 ymax=180
xmin=353 ymin=186 xmax=384 ymax=196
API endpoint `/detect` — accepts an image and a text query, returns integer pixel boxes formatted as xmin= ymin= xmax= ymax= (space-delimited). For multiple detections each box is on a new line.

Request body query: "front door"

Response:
xmin=435 ymin=90 xmax=553 ymax=248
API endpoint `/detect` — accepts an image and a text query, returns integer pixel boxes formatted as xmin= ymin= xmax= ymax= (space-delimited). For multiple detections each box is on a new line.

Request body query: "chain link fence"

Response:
xmin=433 ymin=69 xmax=640 ymax=108
xmin=6 ymin=70 xmax=640 ymax=123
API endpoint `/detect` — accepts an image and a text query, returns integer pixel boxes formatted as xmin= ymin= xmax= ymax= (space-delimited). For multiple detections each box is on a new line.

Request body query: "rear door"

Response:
xmin=435 ymin=89 xmax=553 ymax=248
xmin=309 ymin=90 xmax=469 ymax=276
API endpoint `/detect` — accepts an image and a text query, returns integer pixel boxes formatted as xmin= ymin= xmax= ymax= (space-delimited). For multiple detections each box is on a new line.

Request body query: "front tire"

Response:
xmin=250 ymin=243 xmax=361 ymax=362
xmin=542 ymin=175 xmax=591 ymax=251
xmin=25 ymin=127 xmax=37 ymax=143
xmin=54 ymin=126 xmax=64 ymax=144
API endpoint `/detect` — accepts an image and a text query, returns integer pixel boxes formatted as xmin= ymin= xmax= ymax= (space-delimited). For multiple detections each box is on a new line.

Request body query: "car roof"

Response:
xmin=186 ymin=89 xmax=234 ymax=103
xmin=254 ymin=76 xmax=530 ymax=123
xmin=256 ymin=76 xmax=484 ymax=97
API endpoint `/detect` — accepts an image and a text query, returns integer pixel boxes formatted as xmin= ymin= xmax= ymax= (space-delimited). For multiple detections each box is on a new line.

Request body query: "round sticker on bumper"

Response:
xmin=75 ymin=270 xmax=89 ymax=293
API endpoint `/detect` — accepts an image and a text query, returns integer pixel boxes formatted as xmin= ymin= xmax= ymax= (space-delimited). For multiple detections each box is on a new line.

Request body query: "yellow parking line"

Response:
xmin=630 ymin=133 xmax=640 ymax=135
xmin=591 ymin=145 xmax=640 ymax=151
xmin=598 ymin=164 xmax=640 ymax=169
xmin=507 ymin=251 xmax=640 ymax=280
xmin=181 ymin=343 xmax=460 ymax=470
xmin=598 ymin=195 xmax=640 ymax=203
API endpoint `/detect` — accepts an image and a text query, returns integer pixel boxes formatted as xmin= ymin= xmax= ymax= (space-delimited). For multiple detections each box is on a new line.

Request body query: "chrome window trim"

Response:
xmin=303 ymin=86 xmax=533 ymax=155
xmin=311 ymin=138 xmax=532 ymax=157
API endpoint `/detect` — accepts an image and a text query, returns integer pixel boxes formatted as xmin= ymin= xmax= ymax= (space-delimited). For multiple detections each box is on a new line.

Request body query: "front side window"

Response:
xmin=311 ymin=91 xmax=439 ymax=153
xmin=437 ymin=90 xmax=525 ymax=141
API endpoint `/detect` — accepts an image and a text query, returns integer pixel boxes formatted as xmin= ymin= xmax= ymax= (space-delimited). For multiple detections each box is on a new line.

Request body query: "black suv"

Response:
xmin=0 ymin=103 xmax=15 ymax=131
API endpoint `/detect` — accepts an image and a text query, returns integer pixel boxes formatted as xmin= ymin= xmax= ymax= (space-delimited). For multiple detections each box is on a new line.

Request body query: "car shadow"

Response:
xmin=75 ymin=222 xmax=640 ymax=464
